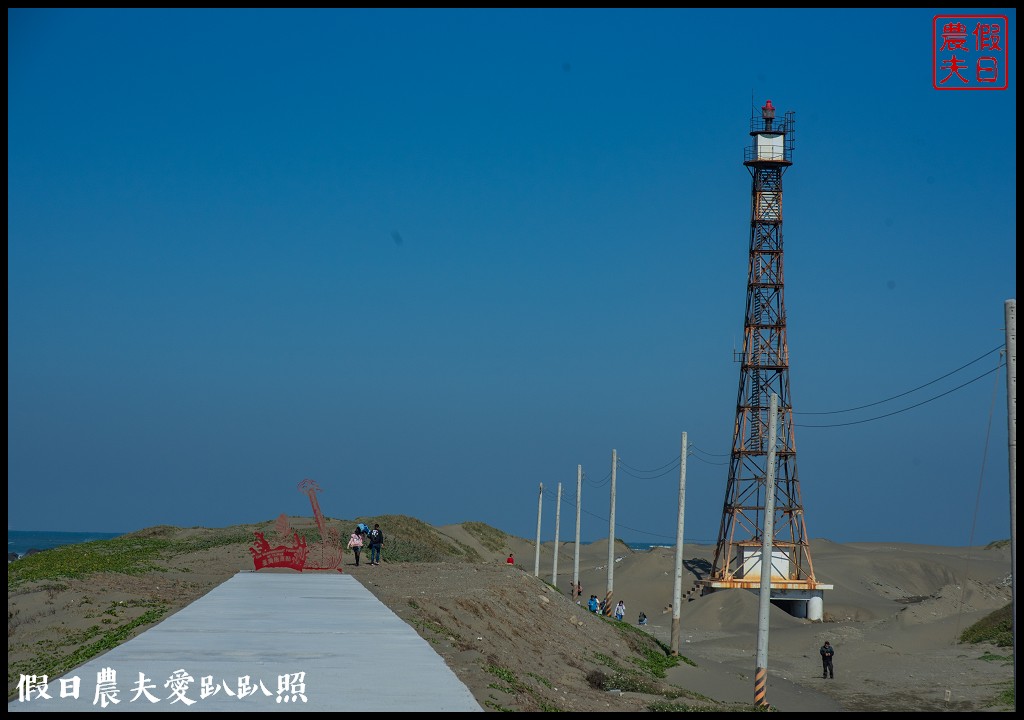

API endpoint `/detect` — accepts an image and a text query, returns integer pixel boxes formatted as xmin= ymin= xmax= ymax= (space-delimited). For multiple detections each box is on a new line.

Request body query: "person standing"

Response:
xmin=575 ymin=581 xmax=582 ymax=600
xmin=367 ymin=523 xmax=384 ymax=566
xmin=614 ymin=600 xmax=626 ymax=621
xmin=587 ymin=595 xmax=599 ymax=613
xmin=820 ymin=640 xmax=835 ymax=679
xmin=347 ymin=527 xmax=364 ymax=567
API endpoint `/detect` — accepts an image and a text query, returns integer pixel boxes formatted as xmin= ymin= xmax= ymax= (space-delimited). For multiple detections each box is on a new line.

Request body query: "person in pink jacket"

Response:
xmin=347 ymin=528 xmax=364 ymax=566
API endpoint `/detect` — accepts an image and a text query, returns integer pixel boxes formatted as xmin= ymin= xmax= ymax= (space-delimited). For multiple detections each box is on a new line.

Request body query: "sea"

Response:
xmin=627 ymin=543 xmax=671 ymax=551
xmin=8 ymin=530 xmax=125 ymax=559
xmin=626 ymin=541 xmax=713 ymax=551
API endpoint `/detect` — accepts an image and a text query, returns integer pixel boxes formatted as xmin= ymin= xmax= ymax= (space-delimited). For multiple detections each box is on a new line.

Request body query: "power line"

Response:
xmin=615 ymin=456 xmax=680 ymax=480
xmin=796 ymin=362 xmax=1004 ymax=428
xmin=538 ymin=497 xmax=678 ymax=542
xmin=797 ymin=344 xmax=1004 ymax=415
xmin=690 ymin=444 xmax=730 ymax=457
xmin=688 ymin=453 xmax=729 ymax=466
xmin=617 ymin=456 xmax=679 ymax=474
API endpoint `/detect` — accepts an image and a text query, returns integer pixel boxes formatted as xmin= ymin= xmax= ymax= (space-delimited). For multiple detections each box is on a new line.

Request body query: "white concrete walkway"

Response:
xmin=9 ymin=572 xmax=482 ymax=712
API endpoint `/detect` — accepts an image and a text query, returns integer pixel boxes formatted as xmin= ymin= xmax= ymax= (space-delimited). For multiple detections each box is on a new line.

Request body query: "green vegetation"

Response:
xmin=462 ymin=521 xmax=509 ymax=552
xmin=527 ymin=671 xmax=553 ymax=689
xmin=483 ymin=699 xmax=515 ymax=712
xmin=649 ymin=699 xmax=775 ymax=712
xmin=484 ymin=665 xmax=561 ymax=712
xmin=9 ymin=538 xmax=165 ymax=587
xmin=7 ymin=526 xmax=256 ymax=589
xmin=581 ymin=620 xmax=715 ymax=710
xmin=956 ymin=603 xmax=1014 ymax=710
xmin=959 ymin=602 xmax=1013 ymax=647
xmin=9 ymin=517 xmax=511 ymax=590
xmin=414 ymin=617 xmax=462 ymax=645
xmin=350 ymin=514 xmax=483 ymax=563
xmin=609 ymin=617 xmax=694 ymax=672
xmin=986 ymin=681 xmax=1014 ymax=709
xmin=8 ymin=607 xmax=168 ymax=691
xmin=8 ymin=524 xmax=259 ymax=700
xmin=486 ymin=665 xmax=517 ymax=685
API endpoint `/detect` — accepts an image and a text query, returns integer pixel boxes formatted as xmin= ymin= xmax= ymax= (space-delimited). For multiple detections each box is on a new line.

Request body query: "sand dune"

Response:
xmin=8 ymin=522 xmax=1014 ymax=712
xmin=511 ymin=534 xmax=1013 ymax=711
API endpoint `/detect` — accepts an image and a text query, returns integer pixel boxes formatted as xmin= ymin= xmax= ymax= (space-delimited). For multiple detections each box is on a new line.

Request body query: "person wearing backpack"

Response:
xmin=367 ymin=523 xmax=384 ymax=566
xmin=346 ymin=527 xmax=364 ymax=566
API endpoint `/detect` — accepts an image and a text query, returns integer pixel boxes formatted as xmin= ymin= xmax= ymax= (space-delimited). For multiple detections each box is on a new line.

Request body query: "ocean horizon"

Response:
xmin=8 ymin=530 xmax=125 ymax=558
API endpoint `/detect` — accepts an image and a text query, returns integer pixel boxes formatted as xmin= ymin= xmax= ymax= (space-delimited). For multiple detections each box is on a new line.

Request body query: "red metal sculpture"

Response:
xmin=249 ymin=479 xmax=343 ymax=572
xmin=299 ymin=478 xmax=344 ymax=571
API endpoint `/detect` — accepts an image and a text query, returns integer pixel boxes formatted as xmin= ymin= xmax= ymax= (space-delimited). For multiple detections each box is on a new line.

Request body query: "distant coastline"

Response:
xmin=8 ymin=530 xmax=124 ymax=559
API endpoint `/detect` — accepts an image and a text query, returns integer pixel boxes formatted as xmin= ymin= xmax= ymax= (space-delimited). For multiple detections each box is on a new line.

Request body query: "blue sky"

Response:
xmin=8 ymin=9 xmax=1016 ymax=547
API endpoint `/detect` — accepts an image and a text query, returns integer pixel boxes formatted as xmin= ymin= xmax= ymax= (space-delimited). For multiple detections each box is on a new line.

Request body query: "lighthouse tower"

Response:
xmin=700 ymin=100 xmax=831 ymax=620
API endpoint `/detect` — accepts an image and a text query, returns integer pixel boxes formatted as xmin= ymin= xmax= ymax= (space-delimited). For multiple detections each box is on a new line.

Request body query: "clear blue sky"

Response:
xmin=8 ymin=9 xmax=1016 ymax=547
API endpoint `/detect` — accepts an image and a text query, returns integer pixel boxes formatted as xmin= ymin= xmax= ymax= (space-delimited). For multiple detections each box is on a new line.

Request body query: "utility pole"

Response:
xmin=755 ymin=394 xmax=780 ymax=709
xmin=574 ymin=465 xmax=582 ymax=601
xmin=552 ymin=482 xmax=562 ymax=587
xmin=605 ymin=449 xmax=617 ymax=616
xmin=534 ymin=483 xmax=543 ymax=577
xmin=671 ymin=432 xmax=688 ymax=655
xmin=1005 ymin=299 xmax=1017 ymax=709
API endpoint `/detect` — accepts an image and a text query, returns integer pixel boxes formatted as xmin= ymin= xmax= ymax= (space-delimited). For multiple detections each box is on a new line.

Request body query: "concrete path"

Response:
xmin=9 ymin=572 xmax=483 ymax=712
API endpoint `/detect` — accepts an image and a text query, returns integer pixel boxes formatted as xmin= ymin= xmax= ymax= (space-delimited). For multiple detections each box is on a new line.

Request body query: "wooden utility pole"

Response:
xmin=534 ymin=483 xmax=543 ymax=577
xmin=671 ymin=431 xmax=687 ymax=655
xmin=573 ymin=465 xmax=582 ymax=601
xmin=1005 ymin=299 xmax=1017 ymax=708
xmin=755 ymin=394 xmax=780 ymax=709
xmin=552 ymin=482 xmax=562 ymax=587
xmin=605 ymin=449 xmax=617 ymax=616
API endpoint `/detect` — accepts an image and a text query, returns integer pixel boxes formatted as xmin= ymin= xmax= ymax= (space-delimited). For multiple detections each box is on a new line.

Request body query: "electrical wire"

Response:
xmin=798 ymin=344 xmax=1004 ymax=415
xmin=688 ymin=453 xmax=730 ymax=466
xmin=531 ymin=341 xmax=1008 ymax=554
xmin=616 ymin=456 xmax=681 ymax=480
xmin=617 ymin=456 xmax=680 ymax=473
xmin=796 ymin=363 xmax=1004 ymax=428
xmin=690 ymin=444 xmax=731 ymax=457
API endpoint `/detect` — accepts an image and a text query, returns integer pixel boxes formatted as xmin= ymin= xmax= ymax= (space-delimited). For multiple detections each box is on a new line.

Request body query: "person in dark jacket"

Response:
xmin=820 ymin=640 xmax=835 ymax=678
xmin=367 ymin=523 xmax=384 ymax=566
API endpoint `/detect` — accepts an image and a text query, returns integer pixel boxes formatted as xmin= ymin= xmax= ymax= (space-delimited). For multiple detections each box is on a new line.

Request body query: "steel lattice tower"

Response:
xmin=703 ymin=101 xmax=826 ymax=608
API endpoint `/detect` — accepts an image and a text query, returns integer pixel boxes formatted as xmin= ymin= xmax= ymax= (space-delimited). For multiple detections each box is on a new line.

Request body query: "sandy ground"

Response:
xmin=7 ymin=524 xmax=1015 ymax=712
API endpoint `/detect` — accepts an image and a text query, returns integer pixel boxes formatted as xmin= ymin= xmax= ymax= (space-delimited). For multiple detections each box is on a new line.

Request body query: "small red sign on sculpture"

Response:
xmin=249 ymin=479 xmax=343 ymax=572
